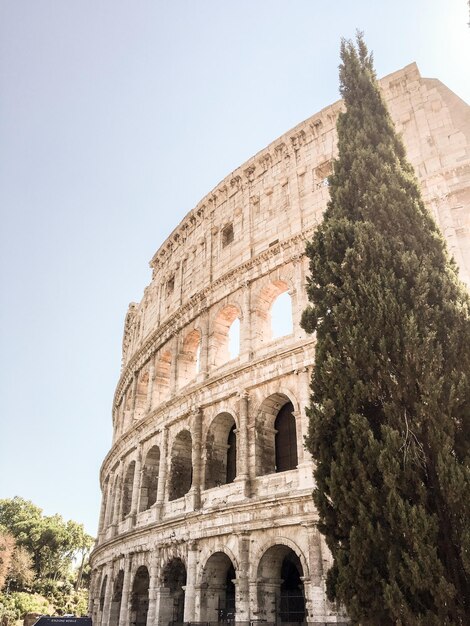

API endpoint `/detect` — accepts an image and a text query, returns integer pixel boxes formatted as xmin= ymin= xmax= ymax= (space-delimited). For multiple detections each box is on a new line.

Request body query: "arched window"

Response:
xmin=121 ymin=461 xmax=135 ymax=519
xmin=179 ymin=330 xmax=201 ymax=387
xmin=275 ymin=402 xmax=298 ymax=472
xmin=212 ymin=305 xmax=240 ymax=368
xmin=110 ymin=570 xmax=124 ymax=626
xmin=134 ymin=368 xmax=149 ymax=420
xmin=200 ymin=552 xmax=236 ymax=622
xmin=160 ymin=559 xmax=186 ymax=624
xmin=257 ymin=545 xmax=306 ymax=624
xmin=204 ymin=413 xmax=237 ymax=489
xmin=130 ymin=566 xmax=149 ymax=626
xmin=228 ymin=318 xmax=240 ymax=360
xmin=155 ymin=351 xmax=171 ymax=404
xmin=99 ymin=575 xmax=107 ymax=613
xmin=254 ymin=280 xmax=293 ymax=346
xmin=271 ymin=291 xmax=293 ymax=339
xmin=226 ymin=424 xmax=237 ymax=484
xmin=139 ymin=445 xmax=160 ymax=512
xmin=169 ymin=430 xmax=193 ymax=501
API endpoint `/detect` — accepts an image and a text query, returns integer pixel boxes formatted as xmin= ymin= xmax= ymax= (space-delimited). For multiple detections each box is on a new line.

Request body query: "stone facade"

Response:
xmin=89 ymin=63 xmax=470 ymax=626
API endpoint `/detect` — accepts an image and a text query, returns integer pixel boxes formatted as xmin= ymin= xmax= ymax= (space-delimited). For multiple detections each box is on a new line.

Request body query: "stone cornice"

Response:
xmin=90 ymin=490 xmax=317 ymax=567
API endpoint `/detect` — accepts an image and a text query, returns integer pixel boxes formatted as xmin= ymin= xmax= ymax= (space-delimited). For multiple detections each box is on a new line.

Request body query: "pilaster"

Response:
xmin=156 ymin=426 xmax=168 ymax=519
xmin=183 ymin=540 xmax=198 ymax=621
xmin=188 ymin=407 xmax=203 ymax=509
xmin=118 ymin=554 xmax=133 ymax=626
xmin=130 ymin=445 xmax=143 ymax=520
xmin=235 ymin=389 xmax=251 ymax=497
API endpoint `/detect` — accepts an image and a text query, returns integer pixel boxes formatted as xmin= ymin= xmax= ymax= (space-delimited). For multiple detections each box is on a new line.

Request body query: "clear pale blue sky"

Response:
xmin=1 ymin=1 xmax=469 ymax=536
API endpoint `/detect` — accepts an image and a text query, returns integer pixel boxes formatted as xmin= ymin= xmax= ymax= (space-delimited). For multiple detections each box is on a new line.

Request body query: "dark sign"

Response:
xmin=34 ymin=617 xmax=92 ymax=626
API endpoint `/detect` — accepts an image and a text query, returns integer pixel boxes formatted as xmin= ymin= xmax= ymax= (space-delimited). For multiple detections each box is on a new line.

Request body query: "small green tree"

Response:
xmin=301 ymin=35 xmax=470 ymax=625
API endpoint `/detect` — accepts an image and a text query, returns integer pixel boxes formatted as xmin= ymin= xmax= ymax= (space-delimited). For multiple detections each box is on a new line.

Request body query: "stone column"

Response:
xmin=130 ymin=445 xmax=143 ymax=521
xmin=188 ymin=407 xmax=202 ymax=509
xmin=112 ymin=460 xmax=124 ymax=531
xmin=292 ymin=255 xmax=307 ymax=338
xmin=96 ymin=480 xmax=108 ymax=539
xmin=146 ymin=355 xmax=156 ymax=413
xmin=199 ymin=310 xmax=210 ymax=378
xmin=304 ymin=523 xmax=326 ymax=621
xmin=236 ymin=533 xmax=250 ymax=622
xmin=296 ymin=366 xmax=312 ymax=467
xmin=104 ymin=473 xmax=115 ymax=530
xmin=87 ymin=569 xmax=97 ymax=617
xmin=170 ymin=336 xmax=179 ymax=394
xmin=235 ymin=390 xmax=251 ymax=497
xmin=183 ymin=540 xmax=198 ymax=621
xmin=154 ymin=586 xmax=173 ymax=626
xmin=147 ymin=548 xmax=160 ymax=625
xmin=118 ymin=554 xmax=133 ymax=626
xmin=156 ymin=426 xmax=168 ymax=519
xmin=131 ymin=373 xmax=138 ymax=422
xmin=240 ymin=281 xmax=252 ymax=360
xmin=100 ymin=561 xmax=115 ymax=626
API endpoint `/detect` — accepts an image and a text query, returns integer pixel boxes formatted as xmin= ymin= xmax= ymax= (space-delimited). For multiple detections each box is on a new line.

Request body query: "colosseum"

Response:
xmin=89 ymin=62 xmax=470 ymax=626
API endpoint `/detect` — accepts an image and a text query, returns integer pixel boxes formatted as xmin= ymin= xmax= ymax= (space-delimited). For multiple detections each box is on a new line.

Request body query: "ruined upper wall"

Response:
xmin=121 ymin=62 xmax=470 ymax=370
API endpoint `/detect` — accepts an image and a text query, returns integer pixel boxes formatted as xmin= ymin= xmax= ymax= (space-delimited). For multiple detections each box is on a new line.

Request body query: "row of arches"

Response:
xmin=96 ymin=544 xmax=307 ymax=626
xmin=103 ymin=395 xmax=300 ymax=531
xmin=117 ymin=280 xmax=296 ymax=434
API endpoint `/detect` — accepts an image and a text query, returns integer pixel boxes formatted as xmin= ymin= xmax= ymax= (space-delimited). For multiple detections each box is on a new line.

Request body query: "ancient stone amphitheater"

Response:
xmin=89 ymin=63 xmax=470 ymax=626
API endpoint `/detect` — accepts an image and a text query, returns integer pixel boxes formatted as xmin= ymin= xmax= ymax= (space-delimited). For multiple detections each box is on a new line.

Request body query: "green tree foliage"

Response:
xmin=0 ymin=497 xmax=93 ymax=583
xmin=301 ymin=35 xmax=470 ymax=625
xmin=0 ymin=498 xmax=94 ymax=619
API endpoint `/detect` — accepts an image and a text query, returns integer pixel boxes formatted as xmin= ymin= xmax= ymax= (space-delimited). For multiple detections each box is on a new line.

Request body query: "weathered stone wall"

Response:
xmin=89 ymin=63 xmax=470 ymax=626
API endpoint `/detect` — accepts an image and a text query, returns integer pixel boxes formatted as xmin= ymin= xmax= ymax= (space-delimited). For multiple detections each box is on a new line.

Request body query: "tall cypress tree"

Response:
xmin=301 ymin=36 xmax=470 ymax=625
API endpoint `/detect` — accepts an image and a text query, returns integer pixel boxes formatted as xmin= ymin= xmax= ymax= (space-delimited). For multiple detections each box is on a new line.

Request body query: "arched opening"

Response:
xmin=257 ymin=545 xmax=306 ymax=624
xmin=169 ymin=430 xmax=193 ymax=501
xmin=200 ymin=552 xmax=236 ymax=623
xmin=121 ymin=461 xmax=135 ymax=519
xmin=123 ymin=388 xmax=133 ymax=432
xmin=204 ymin=413 xmax=237 ymax=489
xmin=256 ymin=393 xmax=296 ymax=476
xmin=179 ymin=329 xmax=201 ymax=387
xmin=134 ymin=368 xmax=149 ymax=420
xmin=155 ymin=351 xmax=171 ymax=405
xmin=280 ymin=552 xmax=305 ymax=623
xmin=254 ymin=280 xmax=292 ymax=346
xmin=161 ymin=558 xmax=186 ymax=624
xmin=139 ymin=445 xmax=160 ymax=512
xmin=212 ymin=305 xmax=240 ymax=368
xmin=226 ymin=425 xmax=237 ymax=484
xmin=275 ymin=402 xmax=298 ymax=472
xmin=109 ymin=569 xmax=124 ymax=626
xmin=228 ymin=318 xmax=240 ymax=360
xmin=99 ymin=575 xmax=107 ymax=624
xmin=130 ymin=566 xmax=150 ymax=626
xmin=271 ymin=291 xmax=293 ymax=339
